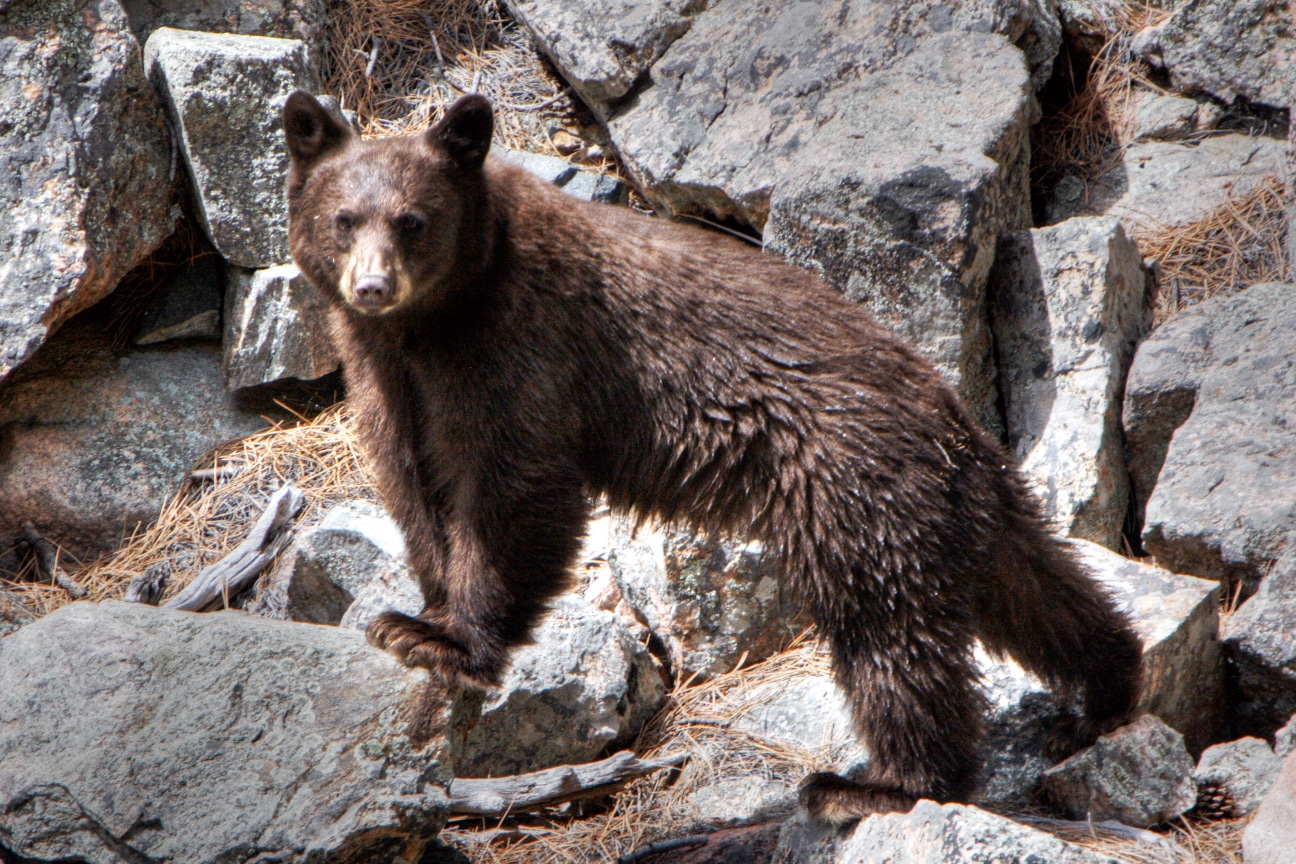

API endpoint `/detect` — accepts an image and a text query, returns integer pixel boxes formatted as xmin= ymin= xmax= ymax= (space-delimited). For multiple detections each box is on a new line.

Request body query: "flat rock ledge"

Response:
xmin=0 ymin=601 xmax=465 ymax=864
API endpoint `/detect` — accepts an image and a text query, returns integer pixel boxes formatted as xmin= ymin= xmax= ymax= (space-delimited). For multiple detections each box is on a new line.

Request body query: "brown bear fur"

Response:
xmin=282 ymin=92 xmax=1143 ymax=822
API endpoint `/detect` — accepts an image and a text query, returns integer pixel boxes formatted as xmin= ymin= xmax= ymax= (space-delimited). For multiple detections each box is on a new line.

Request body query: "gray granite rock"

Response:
xmin=1042 ymin=715 xmax=1197 ymax=827
xmin=1275 ymin=713 xmax=1296 ymax=759
xmin=980 ymin=539 xmax=1221 ymax=803
xmin=775 ymin=800 xmax=1121 ymax=864
xmin=1124 ymin=282 xmax=1296 ymax=589
xmin=0 ymin=601 xmax=463 ymax=864
xmin=0 ymin=587 xmax=33 ymax=640
xmin=0 ymin=0 xmax=175 ymax=381
xmin=525 ymin=1 xmax=1052 ymax=431
xmin=256 ymin=500 xmax=406 ymax=624
xmin=122 ymin=0 xmax=329 ymax=58
xmin=1243 ymin=750 xmax=1296 ymax=864
xmin=1194 ymin=737 xmax=1282 ymax=817
xmin=607 ymin=516 xmax=812 ymax=681
xmin=0 ymin=311 xmax=268 ymax=560
xmin=1223 ymin=544 xmax=1296 ymax=739
xmin=145 ymin=28 xmax=319 ymax=268
xmin=686 ymin=777 xmax=795 ymax=829
xmin=1130 ymin=92 xmax=1201 ymax=143
xmin=494 ymin=147 xmax=627 ymax=203
xmin=990 ymin=216 xmax=1150 ymax=548
xmin=339 ymin=565 xmax=424 ymax=634
xmin=135 ymin=254 xmax=223 ymax=346
xmin=223 ymin=263 xmax=337 ymax=390
xmin=732 ymin=674 xmax=868 ymax=774
xmin=1056 ymin=135 xmax=1288 ymax=234
xmin=456 ymin=595 xmax=667 ymax=777
xmin=1134 ymin=0 xmax=1296 ymax=110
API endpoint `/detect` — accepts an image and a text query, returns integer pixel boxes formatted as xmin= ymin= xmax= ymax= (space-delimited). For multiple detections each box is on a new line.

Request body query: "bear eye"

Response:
xmin=333 ymin=213 xmax=356 ymax=234
xmin=396 ymin=212 xmax=426 ymax=235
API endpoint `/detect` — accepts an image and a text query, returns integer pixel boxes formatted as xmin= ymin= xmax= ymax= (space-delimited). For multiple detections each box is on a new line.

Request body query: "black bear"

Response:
xmin=282 ymin=91 xmax=1142 ymax=823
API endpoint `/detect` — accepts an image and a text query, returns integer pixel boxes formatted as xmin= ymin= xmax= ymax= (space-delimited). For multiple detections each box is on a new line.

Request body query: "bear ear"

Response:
xmin=283 ymin=90 xmax=353 ymax=170
xmin=427 ymin=94 xmax=493 ymax=170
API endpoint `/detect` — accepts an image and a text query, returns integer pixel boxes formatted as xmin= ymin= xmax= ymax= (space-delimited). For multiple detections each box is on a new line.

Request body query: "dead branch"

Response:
xmin=20 ymin=523 xmax=87 ymax=599
xmin=448 ymin=750 xmax=689 ymax=817
xmin=616 ymin=835 xmax=709 ymax=864
xmin=190 ymin=465 xmax=243 ymax=483
xmin=164 ymin=484 xmax=305 ymax=612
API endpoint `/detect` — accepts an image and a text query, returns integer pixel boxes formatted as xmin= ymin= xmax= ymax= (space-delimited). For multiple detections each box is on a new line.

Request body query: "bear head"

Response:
xmin=282 ymin=91 xmax=496 ymax=317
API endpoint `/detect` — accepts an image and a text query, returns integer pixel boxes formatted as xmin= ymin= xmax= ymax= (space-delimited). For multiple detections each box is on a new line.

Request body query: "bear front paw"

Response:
xmin=366 ymin=610 xmax=452 ymax=670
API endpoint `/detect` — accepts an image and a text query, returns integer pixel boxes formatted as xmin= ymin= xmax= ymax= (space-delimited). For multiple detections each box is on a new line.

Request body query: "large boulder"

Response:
xmin=990 ymin=216 xmax=1150 ymax=549
xmin=1133 ymin=0 xmax=1296 ymax=111
xmin=145 ymin=28 xmax=319 ymax=268
xmin=121 ymin=0 xmax=329 ymax=57
xmin=0 ymin=601 xmax=465 ymax=864
xmin=0 ymin=311 xmax=267 ymax=560
xmin=1124 ymin=282 xmax=1296 ymax=590
xmin=1244 ymin=749 xmax=1296 ymax=864
xmin=1222 ymin=543 xmax=1296 ymax=739
xmin=775 ymin=800 xmax=1121 ymax=864
xmin=0 ymin=0 xmax=175 ymax=382
xmin=607 ymin=516 xmax=812 ymax=681
xmin=456 ymin=595 xmax=667 ymax=778
xmin=515 ymin=1 xmax=1058 ymax=431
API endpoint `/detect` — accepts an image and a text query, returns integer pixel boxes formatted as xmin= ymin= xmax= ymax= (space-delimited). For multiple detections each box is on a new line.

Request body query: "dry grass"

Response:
xmin=1140 ymin=176 xmax=1289 ymax=323
xmin=323 ymin=0 xmax=621 ymax=176
xmin=0 ymin=405 xmax=377 ymax=617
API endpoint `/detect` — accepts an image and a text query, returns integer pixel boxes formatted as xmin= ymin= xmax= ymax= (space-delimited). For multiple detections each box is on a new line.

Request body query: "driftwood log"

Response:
xmin=163 ymin=484 xmax=305 ymax=612
xmin=20 ymin=522 xmax=87 ymax=599
xmin=447 ymin=750 xmax=689 ymax=817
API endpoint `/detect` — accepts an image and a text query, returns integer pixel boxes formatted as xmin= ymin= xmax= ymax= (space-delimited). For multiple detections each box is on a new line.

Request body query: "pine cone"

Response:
xmin=1193 ymin=781 xmax=1235 ymax=820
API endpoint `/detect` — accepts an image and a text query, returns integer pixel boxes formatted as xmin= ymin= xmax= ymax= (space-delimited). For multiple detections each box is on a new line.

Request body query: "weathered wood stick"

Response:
xmin=21 ymin=522 xmax=87 ymax=599
xmin=447 ymin=750 xmax=688 ymax=817
xmin=165 ymin=484 xmax=305 ymax=612
xmin=190 ymin=465 xmax=243 ymax=483
xmin=124 ymin=564 xmax=169 ymax=606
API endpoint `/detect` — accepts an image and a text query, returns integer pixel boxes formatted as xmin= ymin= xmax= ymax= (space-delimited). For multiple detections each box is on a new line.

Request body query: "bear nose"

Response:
xmin=353 ymin=273 xmax=392 ymax=307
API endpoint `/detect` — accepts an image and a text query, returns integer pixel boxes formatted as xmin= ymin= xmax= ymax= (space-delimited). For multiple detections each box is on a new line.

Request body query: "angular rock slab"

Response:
xmin=1222 ymin=543 xmax=1296 ymax=738
xmin=0 ymin=601 xmax=461 ymax=864
xmin=146 ymin=28 xmax=319 ymax=268
xmin=257 ymin=499 xmax=407 ymax=624
xmin=0 ymin=312 xmax=268 ymax=559
xmin=527 ymin=0 xmax=1049 ymax=429
xmin=494 ymin=147 xmax=627 ymax=204
xmin=775 ymin=800 xmax=1121 ymax=864
xmin=1042 ymin=715 xmax=1197 ymax=827
xmin=135 ymin=254 xmax=223 ymax=345
xmin=1245 ymin=750 xmax=1296 ymax=864
xmin=224 ymin=263 xmax=338 ymax=390
xmin=1124 ymin=282 xmax=1296 ymax=589
xmin=990 ymin=216 xmax=1150 ymax=548
xmin=1134 ymin=0 xmax=1296 ymax=110
xmin=0 ymin=0 xmax=175 ymax=381
xmin=456 ymin=595 xmax=667 ymax=778
xmin=607 ymin=516 xmax=812 ymax=681
xmin=1193 ymin=737 xmax=1282 ymax=817
xmin=122 ymin=0 xmax=329 ymax=58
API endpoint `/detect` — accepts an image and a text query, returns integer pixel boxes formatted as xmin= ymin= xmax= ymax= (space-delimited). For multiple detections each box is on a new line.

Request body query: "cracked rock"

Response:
xmin=1193 ymin=737 xmax=1282 ymax=817
xmin=223 ymin=263 xmax=338 ymax=390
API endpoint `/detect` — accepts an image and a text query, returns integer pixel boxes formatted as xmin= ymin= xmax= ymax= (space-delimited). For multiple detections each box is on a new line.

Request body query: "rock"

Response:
xmin=1042 ymin=715 xmax=1197 ymax=827
xmin=256 ymin=500 xmax=406 ymax=624
xmin=339 ymin=566 xmax=425 ymax=634
xmin=223 ymin=263 xmax=338 ymax=390
xmin=1275 ymin=713 xmax=1296 ymax=759
xmin=145 ymin=28 xmax=319 ymax=268
xmin=1130 ymin=92 xmax=1201 ymax=143
xmin=121 ymin=0 xmax=329 ymax=57
xmin=524 ymin=1 xmax=1053 ymax=431
xmin=0 ymin=600 xmax=464 ymax=864
xmin=1054 ymin=135 xmax=1288 ymax=234
xmin=135 ymin=254 xmax=223 ymax=346
xmin=0 ymin=0 xmax=175 ymax=381
xmin=1244 ymin=750 xmax=1296 ymax=864
xmin=686 ymin=777 xmax=795 ymax=829
xmin=501 ymin=0 xmax=697 ymax=116
xmin=775 ymin=800 xmax=1121 ymax=864
xmin=1193 ymin=737 xmax=1282 ymax=817
xmin=990 ymin=216 xmax=1150 ymax=548
xmin=1134 ymin=0 xmax=1296 ymax=111
xmin=0 ymin=310 xmax=268 ymax=560
xmin=980 ymin=540 xmax=1221 ymax=802
xmin=1124 ymin=282 xmax=1296 ymax=589
xmin=731 ymin=674 xmax=868 ymax=774
xmin=456 ymin=595 xmax=667 ymax=777
xmin=1222 ymin=544 xmax=1296 ymax=738
xmin=0 ymin=586 xmax=33 ymax=640
xmin=494 ymin=147 xmax=627 ymax=204
xmin=607 ymin=517 xmax=812 ymax=681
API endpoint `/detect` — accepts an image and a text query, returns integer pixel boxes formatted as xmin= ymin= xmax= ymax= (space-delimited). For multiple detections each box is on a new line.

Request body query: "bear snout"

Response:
xmin=352 ymin=273 xmax=393 ymax=310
